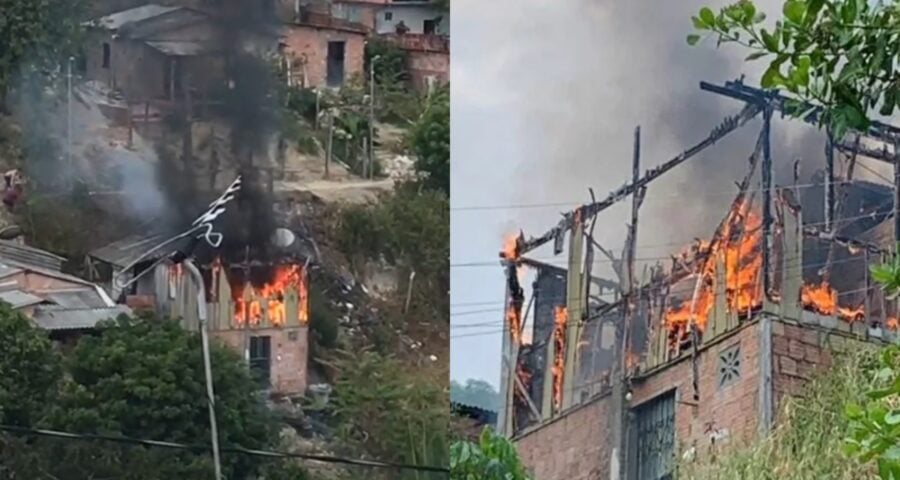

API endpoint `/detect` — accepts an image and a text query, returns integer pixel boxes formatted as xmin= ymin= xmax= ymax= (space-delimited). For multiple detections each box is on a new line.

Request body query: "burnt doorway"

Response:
xmin=326 ymin=41 xmax=345 ymax=87
xmin=630 ymin=391 xmax=676 ymax=480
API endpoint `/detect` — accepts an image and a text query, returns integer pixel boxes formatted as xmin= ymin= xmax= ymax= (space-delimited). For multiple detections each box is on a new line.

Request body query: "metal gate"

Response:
xmin=632 ymin=391 xmax=675 ymax=480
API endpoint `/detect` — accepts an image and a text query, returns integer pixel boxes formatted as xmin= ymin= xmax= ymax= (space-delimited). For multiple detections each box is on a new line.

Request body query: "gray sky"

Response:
xmin=449 ymin=0 xmax=884 ymax=388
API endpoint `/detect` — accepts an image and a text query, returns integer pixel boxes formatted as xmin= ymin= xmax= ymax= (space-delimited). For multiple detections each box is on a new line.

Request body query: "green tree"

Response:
xmin=0 ymin=303 xmax=62 ymax=426
xmin=335 ymin=182 xmax=449 ymax=319
xmin=48 ymin=314 xmax=277 ymax=479
xmin=450 ymin=379 xmax=499 ymax=412
xmin=688 ymin=0 xmax=900 ymax=138
xmin=0 ymin=0 xmax=87 ymax=98
xmin=410 ymin=87 xmax=449 ymax=194
xmin=329 ymin=348 xmax=449 ymax=480
xmin=450 ymin=427 xmax=531 ymax=480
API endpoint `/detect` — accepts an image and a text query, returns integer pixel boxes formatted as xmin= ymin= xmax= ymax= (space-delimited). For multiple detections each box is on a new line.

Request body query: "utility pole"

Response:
xmin=67 ymin=57 xmax=73 ymax=179
xmin=184 ymin=259 xmax=223 ymax=480
xmin=369 ymin=55 xmax=380 ymax=180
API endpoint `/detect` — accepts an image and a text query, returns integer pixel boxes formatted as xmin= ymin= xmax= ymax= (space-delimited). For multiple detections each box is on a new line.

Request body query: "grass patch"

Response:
xmin=678 ymin=345 xmax=880 ymax=479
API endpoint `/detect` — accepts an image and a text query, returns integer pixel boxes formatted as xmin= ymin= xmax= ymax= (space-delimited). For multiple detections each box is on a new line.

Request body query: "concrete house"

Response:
xmin=376 ymin=0 xmax=448 ymax=35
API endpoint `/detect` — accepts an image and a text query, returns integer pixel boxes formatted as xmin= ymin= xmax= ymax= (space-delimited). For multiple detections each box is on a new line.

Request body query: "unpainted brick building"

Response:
xmin=497 ymin=124 xmax=897 ymax=480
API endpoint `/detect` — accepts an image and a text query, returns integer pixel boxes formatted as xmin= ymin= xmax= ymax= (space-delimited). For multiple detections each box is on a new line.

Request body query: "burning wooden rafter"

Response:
xmin=518 ymin=103 xmax=762 ymax=256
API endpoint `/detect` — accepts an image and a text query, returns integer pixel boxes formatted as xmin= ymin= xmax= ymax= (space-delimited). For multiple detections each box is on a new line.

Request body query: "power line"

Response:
xmin=450 ymin=177 xmax=889 ymax=212
xmin=451 ymin=208 xmax=890 ymax=269
xmin=0 ymin=425 xmax=449 ymax=474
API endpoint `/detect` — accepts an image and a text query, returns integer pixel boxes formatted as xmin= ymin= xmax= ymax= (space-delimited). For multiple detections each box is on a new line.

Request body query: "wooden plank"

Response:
xmin=562 ymin=222 xmax=585 ymax=410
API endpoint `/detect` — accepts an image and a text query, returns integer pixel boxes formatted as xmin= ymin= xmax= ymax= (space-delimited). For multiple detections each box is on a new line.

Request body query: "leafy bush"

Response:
xmin=328 ymin=348 xmax=449 ymax=480
xmin=334 ymin=183 xmax=449 ymax=319
xmin=410 ymin=87 xmax=449 ymax=194
xmin=451 ymin=427 xmax=531 ymax=480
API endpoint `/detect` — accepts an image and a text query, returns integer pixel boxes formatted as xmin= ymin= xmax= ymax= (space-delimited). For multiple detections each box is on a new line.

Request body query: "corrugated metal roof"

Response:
xmin=0 ymin=240 xmax=64 ymax=271
xmin=32 ymin=305 xmax=133 ymax=331
xmin=145 ymin=41 xmax=216 ymax=56
xmin=90 ymin=233 xmax=168 ymax=268
xmin=32 ymin=305 xmax=130 ymax=331
xmin=0 ymin=290 xmax=45 ymax=309
xmin=43 ymin=289 xmax=110 ymax=309
xmin=93 ymin=4 xmax=181 ymax=30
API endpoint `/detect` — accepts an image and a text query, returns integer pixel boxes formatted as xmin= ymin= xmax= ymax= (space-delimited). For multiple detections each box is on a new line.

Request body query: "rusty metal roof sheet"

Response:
xmin=32 ymin=305 xmax=133 ymax=331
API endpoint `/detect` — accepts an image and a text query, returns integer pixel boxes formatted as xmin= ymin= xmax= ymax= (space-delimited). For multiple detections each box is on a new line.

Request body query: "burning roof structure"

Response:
xmin=499 ymin=79 xmax=900 ymax=448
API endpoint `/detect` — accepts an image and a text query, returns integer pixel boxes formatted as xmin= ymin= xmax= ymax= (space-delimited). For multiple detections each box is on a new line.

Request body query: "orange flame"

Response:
xmin=233 ymin=265 xmax=309 ymax=326
xmin=506 ymin=299 xmax=522 ymax=345
xmin=665 ymin=201 xmax=763 ymax=337
xmin=800 ymin=281 xmax=864 ymax=321
xmin=551 ymin=306 xmax=567 ymax=409
xmin=501 ymin=233 xmax=521 ymax=261
xmin=886 ymin=317 xmax=898 ymax=330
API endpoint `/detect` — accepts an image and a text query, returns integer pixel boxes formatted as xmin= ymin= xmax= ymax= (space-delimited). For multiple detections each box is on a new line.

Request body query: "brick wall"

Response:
xmin=280 ymin=24 xmax=366 ymax=88
xmin=770 ymin=319 xmax=872 ymax=413
xmin=407 ymin=50 xmax=449 ymax=92
xmin=516 ymin=396 xmax=611 ymax=480
xmin=513 ymin=315 xmax=886 ymax=479
xmin=212 ymin=326 xmax=309 ymax=395
xmin=631 ymin=321 xmax=761 ymax=457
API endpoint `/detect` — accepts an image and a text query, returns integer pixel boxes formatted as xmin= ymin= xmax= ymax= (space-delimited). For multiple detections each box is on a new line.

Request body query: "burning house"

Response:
xmin=88 ymin=222 xmax=313 ymax=395
xmin=501 ymin=79 xmax=900 ymax=480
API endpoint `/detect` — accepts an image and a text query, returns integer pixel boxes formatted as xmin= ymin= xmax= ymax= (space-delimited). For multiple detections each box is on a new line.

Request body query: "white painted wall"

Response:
xmin=375 ymin=4 xmax=448 ymax=35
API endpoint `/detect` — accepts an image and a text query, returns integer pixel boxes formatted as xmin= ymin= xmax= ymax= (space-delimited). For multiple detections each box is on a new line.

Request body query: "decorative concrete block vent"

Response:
xmin=717 ymin=343 xmax=741 ymax=389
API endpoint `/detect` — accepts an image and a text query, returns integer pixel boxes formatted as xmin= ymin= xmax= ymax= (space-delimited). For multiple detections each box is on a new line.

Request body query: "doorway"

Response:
xmin=326 ymin=41 xmax=345 ymax=87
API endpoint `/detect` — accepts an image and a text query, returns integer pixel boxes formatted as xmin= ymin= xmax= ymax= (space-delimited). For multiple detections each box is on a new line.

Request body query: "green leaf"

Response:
xmin=841 ymin=0 xmax=858 ymax=23
xmin=761 ymin=28 xmax=779 ymax=51
xmin=807 ymin=0 xmax=825 ymax=20
xmin=699 ymin=7 xmax=716 ymax=27
xmin=784 ymin=0 xmax=806 ymax=24
xmin=687 ymin=34 xmax=701 ymax=46
xmin=691 ymin=15 xmax=707 ymax=30
xmin=741 ymin=1 xmax=756 ymax=23
xmin=886 ymin=411 xmax=900 ymax=425
xmin=846 ymin=403 xmax=865 ymax=419
xmin=761 ymin=64 xmax=785 ymax=88
xmin=745 ymin=51 xmax=768 ymax=61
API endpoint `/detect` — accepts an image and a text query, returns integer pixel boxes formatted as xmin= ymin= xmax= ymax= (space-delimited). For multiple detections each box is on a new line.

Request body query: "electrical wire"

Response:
xmin=450 ymin=208 xmax=890 ymax=269
xmin=450 ymin=177 xmax=890 ymax=212
xmin=0 ymin=425 xmax=449 ymax=473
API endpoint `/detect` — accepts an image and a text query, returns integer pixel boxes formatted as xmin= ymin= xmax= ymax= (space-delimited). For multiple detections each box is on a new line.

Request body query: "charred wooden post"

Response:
xmin=561 ymin=213 xmax=585 ymax=410
xmin=762 ymin=107 xmax=774 ymax=297
xmin=759 ymin=106 xmax=775 ymax=435
xmin=498 ymin=245 xmax=525 ymax=436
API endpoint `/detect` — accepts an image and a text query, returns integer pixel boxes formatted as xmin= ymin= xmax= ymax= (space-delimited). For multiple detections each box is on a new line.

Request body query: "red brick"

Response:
xmin=789 ymin=339 xmax=806 ymax=359
xmin=780 ymin=356 xmax=798 ymax=376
